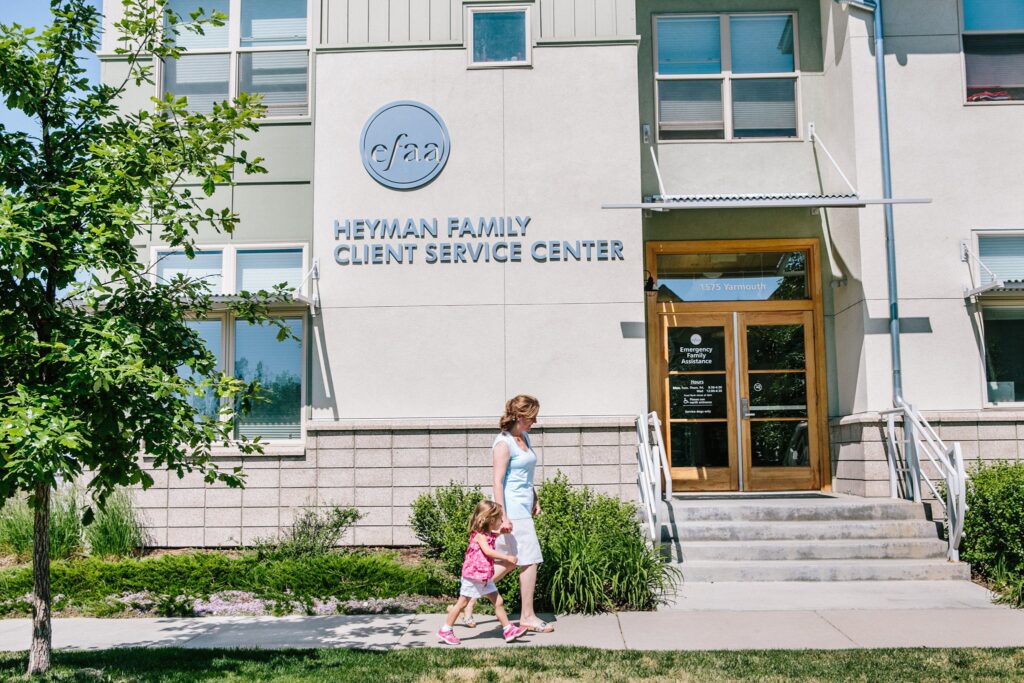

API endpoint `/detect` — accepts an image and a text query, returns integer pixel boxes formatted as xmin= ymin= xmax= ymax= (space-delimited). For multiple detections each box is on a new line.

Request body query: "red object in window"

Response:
xmin=967 ymin=90 xmax=1011 ymax=101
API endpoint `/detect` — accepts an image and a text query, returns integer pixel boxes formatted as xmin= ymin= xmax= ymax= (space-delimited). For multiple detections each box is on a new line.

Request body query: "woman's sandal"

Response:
xmin=521 ymin=619 xmax=554 ymax=633
xmin=462 ymin=615 xmax=477 ymax=628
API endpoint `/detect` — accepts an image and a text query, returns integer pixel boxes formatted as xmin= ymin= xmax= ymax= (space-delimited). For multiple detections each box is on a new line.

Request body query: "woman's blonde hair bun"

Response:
xmin=499 ymin=394 xmax=540 ymax=432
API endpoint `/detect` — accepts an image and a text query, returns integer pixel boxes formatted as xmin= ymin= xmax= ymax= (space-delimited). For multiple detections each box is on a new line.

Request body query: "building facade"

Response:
xmin=99 ymin=0 xmax=1024 ymax=546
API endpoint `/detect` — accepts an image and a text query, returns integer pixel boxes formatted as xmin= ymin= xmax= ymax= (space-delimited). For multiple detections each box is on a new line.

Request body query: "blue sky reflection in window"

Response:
xmin=473 ymin=10 xmax=527 ymax=63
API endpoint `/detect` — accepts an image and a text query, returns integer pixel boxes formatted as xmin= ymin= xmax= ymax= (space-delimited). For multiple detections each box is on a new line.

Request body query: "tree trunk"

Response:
xmin=27 ymin=484 xmax=51 ymax=675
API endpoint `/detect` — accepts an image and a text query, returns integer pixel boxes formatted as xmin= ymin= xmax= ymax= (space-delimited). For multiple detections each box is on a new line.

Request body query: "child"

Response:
xmin=437 ymin=500 xmax=528 ymax=645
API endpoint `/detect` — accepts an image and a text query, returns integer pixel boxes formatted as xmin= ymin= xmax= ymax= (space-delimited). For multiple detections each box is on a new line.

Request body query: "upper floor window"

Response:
xmin=655 ymin=13 xmax=799 ymax=141
xmin=163 ymin=0 xmax=310 ymax=117
xmin=467 ymin=5 xmax=531 ymax=67
xmin=963 ymin=0 xmax=1024 ymax=103
xmin=154 ymin=245 xmax=306 ymax=295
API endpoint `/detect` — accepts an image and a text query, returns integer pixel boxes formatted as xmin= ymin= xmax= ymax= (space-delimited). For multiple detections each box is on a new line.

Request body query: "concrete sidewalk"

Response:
xmin=1 ymin=581 xmax=1021 ymax=652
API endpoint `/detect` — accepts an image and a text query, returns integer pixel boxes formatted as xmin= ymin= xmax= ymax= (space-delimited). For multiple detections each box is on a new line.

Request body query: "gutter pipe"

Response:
xmin=842 ymin=0 xmax=905 ymax=407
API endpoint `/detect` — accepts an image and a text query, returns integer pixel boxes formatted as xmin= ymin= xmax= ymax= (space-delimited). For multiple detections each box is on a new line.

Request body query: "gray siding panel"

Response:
xmin=575 ymin=0 xmax=595 ymax=38
xmin=595 ymin=0 xmax=615 ymax=36
xmin=553 ymin=0 xmax=574 ymax=38
xmin=368 ymin=0 xmax=390 ymax=42
xmin=429 ymin=0 xmax=451 ymax=41
xmin=409 ymin=0 xmax=431 ymax=41
xmin=449 ymin=0 xmax=462 ymax=42
xmin=320 ymin=0 xmax=635 ymax=46
xmin=615 ymin=0 xmax=634 ymax=36
xmin=390 ymin=0 xmax=411 ymax=42
xmin=347 ymin=0 xmax=369 ymax=43
xmin=540 ymin=1 xmax=554 ymax=37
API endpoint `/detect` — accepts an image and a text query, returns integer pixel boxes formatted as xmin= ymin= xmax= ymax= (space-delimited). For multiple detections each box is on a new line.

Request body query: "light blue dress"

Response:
xmin=494 ymin=431 xmax=536 ymax=520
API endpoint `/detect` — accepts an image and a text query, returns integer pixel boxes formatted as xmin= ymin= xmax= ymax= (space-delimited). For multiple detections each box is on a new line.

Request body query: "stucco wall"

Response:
xmin=309 ymin=44 xmax=646 ymax=423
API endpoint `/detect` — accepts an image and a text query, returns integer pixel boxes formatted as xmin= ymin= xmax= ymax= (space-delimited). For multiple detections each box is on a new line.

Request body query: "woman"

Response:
xmin=463 ymin=394 xmax=554 ymax=632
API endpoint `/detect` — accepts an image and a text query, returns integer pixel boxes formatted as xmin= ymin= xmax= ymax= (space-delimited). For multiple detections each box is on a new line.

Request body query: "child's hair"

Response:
xmin=468 ymin=500 xmax=503 ymax=534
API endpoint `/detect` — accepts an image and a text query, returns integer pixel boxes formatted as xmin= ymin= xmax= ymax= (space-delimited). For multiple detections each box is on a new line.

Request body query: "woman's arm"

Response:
xmin=492 ymin=440 xmax=512 ymax=533
xmin=475 ymin=533 xmax=517 ymax=565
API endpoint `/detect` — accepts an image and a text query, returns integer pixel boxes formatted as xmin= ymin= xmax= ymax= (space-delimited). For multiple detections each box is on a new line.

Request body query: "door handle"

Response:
xmin=741 ymin=397 xmax=753 ymax=419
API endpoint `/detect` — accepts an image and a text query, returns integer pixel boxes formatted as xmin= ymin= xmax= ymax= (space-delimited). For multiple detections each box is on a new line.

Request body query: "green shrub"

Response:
xmin=254 ymin=506 xmax=363 ymax=560
xmin=409 ymin=482 xmax=485 ymax=574
xmin=961 ymin=461 xmax=1024 ymax=578
xmin=0 ymin=488 xmax=84 ymax=560
xmin=409 ymin=474 xmax=678 ymax=614
xmin=0 ymin=550 xmax=453 ymax=612
xmin=85 ymin=489 xmax=150 ymax=559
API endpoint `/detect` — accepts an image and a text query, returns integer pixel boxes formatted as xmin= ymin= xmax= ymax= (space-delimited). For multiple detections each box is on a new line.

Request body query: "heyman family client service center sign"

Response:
xmin=333 ymin=101 xmax=625 ymax=267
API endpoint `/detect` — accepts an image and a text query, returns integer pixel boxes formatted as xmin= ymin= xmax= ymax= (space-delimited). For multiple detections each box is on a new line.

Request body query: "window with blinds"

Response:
xmin=655 ymin=13 xmax=798 ymax=141
xmin=979 ymin=234 xmax=1024 ymax=285
xmin=963 ymin=0 xmax=1024 ymax=102
xmin=162 ymin=0 xmax=309 ymax=117
xmin=157 ymin=250 xmax=224 ymax=291
xmin=236 ymin=249 xmax=304 ymax=293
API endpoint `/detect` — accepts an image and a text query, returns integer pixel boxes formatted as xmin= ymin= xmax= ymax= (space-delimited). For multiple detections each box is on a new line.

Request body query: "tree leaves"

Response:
xmin=0 ymin=0 xmax=274 ymax=511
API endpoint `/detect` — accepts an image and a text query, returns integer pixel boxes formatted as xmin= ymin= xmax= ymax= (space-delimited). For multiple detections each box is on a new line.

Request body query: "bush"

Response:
xmin=0 ymin=550 xmax=453 ymax=616
xmin=961 ymin=461 xmax=1024 ymax=578
xmin=409 ymin=474 xmax=678 ymax=614
xmin=0 ymin=488 xmax=84 ymax=560
xmin=85 ymin=489 xmax=150 ymax=559
xmin=409 ymin=482 xmax=485 ymax=574
xmin=254 ymin=506 xmax=363 ymax=560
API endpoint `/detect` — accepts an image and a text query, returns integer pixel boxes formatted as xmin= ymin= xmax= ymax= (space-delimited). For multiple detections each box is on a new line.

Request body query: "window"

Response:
xmin=963 ymin=0 xmax=1024 ymax=102
xmin=467 ymin=6 xmax=531 ymax=67
xmin=983 ymin=306 xmax=1024 ymax=403
xmin=157 ymin=246 xmax=307 ymax=440
xmin=153 ymin=245 xmax=306 ymax=295
xmin=163 ymin=0 xmax=309 ymax=117
xmin=977 ymin=234 xmax=1024 ymax=403
xmin=178 ymin=314 xmax=304 ymax=439
xmin=655 ymin=14 xmax=799 ymax=140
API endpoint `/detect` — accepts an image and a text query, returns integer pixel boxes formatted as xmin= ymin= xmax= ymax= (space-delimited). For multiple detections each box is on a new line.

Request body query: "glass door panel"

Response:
xmin=740 ymin=311 xmax=819 ymax=490
xmin=662 ymin=313 xmax=738 ymax=491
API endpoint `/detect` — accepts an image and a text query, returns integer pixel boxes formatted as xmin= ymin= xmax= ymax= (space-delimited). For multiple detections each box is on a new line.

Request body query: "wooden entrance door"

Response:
xmin=660 ymin=310 xmax=820 ymax=492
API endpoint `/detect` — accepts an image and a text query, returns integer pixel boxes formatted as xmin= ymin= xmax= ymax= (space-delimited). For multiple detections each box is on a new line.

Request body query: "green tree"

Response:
xmin=0 ymin=0 xmax=290 ymax=673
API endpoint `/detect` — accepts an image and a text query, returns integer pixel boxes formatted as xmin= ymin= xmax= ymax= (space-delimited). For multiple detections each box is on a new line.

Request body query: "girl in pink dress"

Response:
xmin=437 ymin=501 xmax=529 ymax=645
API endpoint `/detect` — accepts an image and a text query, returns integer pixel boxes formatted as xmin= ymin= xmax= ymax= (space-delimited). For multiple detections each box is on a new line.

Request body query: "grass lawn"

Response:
xmin=0 ymin=647 xmax=1021 ymax=682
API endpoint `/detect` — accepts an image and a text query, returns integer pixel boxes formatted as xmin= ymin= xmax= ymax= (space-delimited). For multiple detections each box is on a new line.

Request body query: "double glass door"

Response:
xmin=661 ymin=310 xmax=821 ymax=491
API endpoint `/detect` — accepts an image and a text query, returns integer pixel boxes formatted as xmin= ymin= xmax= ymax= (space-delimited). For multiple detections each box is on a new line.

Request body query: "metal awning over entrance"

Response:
xmin=602 ymin=193 xmax=932 ymax=211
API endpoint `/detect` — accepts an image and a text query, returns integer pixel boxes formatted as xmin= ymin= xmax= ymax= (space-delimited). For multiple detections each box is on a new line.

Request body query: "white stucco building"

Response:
xmin=101 ymin=0 xmax=1024 ymax=547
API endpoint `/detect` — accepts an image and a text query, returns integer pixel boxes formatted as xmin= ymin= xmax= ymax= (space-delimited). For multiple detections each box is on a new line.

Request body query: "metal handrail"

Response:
xmin=635 ymin=411 xmax=670 ymax=541
xmin=880 ymin=405 xmax=967 ymax=561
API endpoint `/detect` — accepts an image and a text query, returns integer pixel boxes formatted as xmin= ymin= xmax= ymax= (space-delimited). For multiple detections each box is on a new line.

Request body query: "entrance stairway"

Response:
xmin=665 ymin=494 xmax=970 ymax=582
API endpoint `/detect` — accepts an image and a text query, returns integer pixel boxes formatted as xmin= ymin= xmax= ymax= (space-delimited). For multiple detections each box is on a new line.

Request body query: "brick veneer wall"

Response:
xmin=830 ymin=411 xmax=1024 ymax=505
xmin=133 ymin=424 xmax=639 ymax=548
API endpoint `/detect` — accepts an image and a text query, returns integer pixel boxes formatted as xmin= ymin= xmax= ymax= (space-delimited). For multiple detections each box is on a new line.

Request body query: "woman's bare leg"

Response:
xmin=518 ymin=563 xmax=539 ymax=625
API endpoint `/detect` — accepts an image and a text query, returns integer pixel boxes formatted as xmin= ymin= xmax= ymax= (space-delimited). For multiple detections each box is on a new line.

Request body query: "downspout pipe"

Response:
xmin=842 ymin=0 xmax=905 ymax=407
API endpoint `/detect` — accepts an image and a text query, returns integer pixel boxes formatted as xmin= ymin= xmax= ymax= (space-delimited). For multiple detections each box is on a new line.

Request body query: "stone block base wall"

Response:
xmin=830 ymin=410 xmax=1024 ymax=503
xmin=132 ymin=423 xmax=639 ymax=548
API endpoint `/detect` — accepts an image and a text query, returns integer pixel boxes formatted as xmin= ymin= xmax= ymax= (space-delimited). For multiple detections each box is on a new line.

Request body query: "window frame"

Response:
xmin=150 ymin=242 xmax=310 ymax=297
xmin=152 ymin=242 xmax=310 ymax=443
xmin=973 ymin=229 xmax=1024 ymax=408
xmin=652 ymin=12 xmax=802 ymax=143
xmin=959 ymin=0 xmax=1024 ymax=106
xmin=465 ymin=3 xmax=533 ymax=69
xmin=157 ymin=0 xmax=313 ymax=120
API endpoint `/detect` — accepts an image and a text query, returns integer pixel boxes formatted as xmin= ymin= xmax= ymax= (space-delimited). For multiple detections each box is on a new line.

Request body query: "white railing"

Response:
xmin=880 ymin=405 xmax=967 ymax=561
xmin=635 ymin=411 xmax=671 ymax=541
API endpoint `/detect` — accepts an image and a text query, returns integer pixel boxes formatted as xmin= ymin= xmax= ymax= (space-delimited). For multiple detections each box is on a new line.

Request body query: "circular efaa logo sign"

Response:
xmin=360 ymin=101 xmax=450 ymax=190
xmin=690 ymin=334 xmax=702 ymax=345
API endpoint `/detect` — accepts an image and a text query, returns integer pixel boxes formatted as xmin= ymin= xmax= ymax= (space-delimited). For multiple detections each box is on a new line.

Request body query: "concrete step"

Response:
xmin=675 ymin=558 xmax=970 ymax=582
xmin=673 ymin=520 xmax=942 ymax=542
xmin=672 ymin=498 xmax=926 ymax=522
xmin=678 ymin=538 xmax=949 ymax=562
